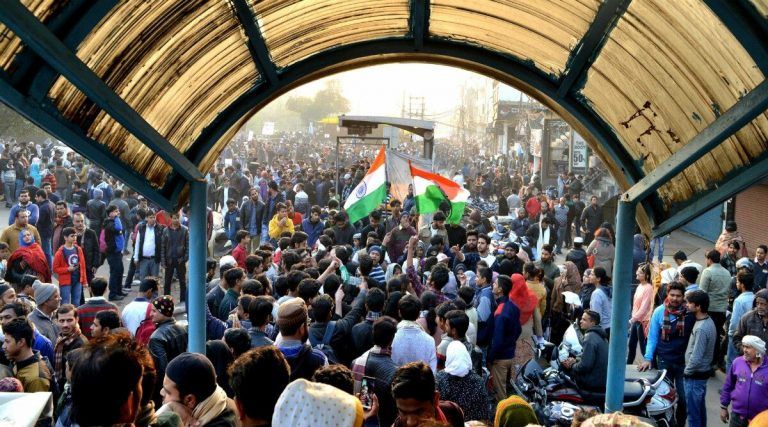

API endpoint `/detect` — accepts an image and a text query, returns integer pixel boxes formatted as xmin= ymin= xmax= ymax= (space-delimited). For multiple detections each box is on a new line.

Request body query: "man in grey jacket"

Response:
xmin=699 ymin=249 xmax=732 ymax=370
xmin=684 ymin=290 xmax=717 ymax=427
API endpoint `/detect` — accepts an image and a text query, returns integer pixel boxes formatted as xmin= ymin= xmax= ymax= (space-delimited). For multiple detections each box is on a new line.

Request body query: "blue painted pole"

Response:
xmin=605 ymin=199 xmax=637 ymax=412
xmin=187 ymin=180 xmax=207 ymax=353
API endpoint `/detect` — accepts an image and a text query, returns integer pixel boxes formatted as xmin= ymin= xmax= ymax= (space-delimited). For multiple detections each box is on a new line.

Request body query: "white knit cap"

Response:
xmin=742 ymin=335 xmax=766 ymax=355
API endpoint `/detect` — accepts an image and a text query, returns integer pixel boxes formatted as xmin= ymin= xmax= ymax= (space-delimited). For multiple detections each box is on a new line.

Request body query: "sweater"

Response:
xmin=77 ymin=297 xmax=119 ymax=339
xmin=699 ymin=263 xmax=731 ymax=313
xmin=684 ymin=315 xmax=716 ymax=377
xmin=589 ymin=286 xmax=612 ymax=331
xmin=721 ymin=356 xmax=768 ymax=420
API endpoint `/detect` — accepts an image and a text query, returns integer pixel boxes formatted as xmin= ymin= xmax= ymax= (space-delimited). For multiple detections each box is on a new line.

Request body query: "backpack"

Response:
xmin=135 ymin=304 xmax=156 ymax=345
xmin=98 ymin=228 xmax=107 ymax=253
xmin=309 ymin=321 xmax=339 ymax=364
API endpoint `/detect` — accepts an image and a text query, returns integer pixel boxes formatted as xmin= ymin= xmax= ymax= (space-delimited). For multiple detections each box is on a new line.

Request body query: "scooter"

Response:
xmin=511 ymin=293 xmax=677 ymax=426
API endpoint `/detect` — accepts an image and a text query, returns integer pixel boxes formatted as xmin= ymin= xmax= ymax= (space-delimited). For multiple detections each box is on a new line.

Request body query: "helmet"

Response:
xmin=736 ymin=257 xmax=754 ymax=272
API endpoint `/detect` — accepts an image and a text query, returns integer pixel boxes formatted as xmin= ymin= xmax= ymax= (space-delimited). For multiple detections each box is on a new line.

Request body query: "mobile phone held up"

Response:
xmin=358 ymin=377 xmax=375 ymax=410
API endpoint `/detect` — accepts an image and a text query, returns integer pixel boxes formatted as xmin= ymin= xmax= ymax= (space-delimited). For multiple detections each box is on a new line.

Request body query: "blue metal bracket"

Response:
xmin=410 ymin=0 xmax=429 ymax=50
xmin=0 ymin=0 xmax=204 ymax=182
xmin=624 ymin=79 xmax=768 ymax=204
xmin=652 ymin=151 xmax=768 ymax=238
xmin=230 ymin=0 xmax=279 ymax=86
xmin=0 ymin=78 xmax=173 ymax=210
xmin=556 ymin=0 xmax=632 ymax=98
xmin=703 ymin=0 xmax=768 ymax=76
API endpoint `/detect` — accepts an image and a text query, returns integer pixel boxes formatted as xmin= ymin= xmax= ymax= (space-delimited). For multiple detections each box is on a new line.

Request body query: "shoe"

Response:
xmin=119 ymin=292 xmax=129 ymax=297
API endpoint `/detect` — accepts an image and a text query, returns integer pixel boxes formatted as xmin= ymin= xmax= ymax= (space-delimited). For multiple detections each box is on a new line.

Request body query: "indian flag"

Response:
xmin=344 ymin=146 xmax=388 ymax=224
xmin=410 ymin=162 xmax=470 ymax=224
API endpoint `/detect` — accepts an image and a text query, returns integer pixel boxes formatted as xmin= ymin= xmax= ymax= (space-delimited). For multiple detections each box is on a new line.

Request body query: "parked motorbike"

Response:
xmin=512 ymin=319 xmax=676 ymax=426
xmin=489 ymin=215 xmax=535 ymax=260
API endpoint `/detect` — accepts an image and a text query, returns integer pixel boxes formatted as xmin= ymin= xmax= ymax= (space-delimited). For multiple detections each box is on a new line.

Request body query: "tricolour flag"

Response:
xmin=409 ymin=163 xmax=470 ymax=224
xmin=343 ymin=146 xmax=388 ymax=224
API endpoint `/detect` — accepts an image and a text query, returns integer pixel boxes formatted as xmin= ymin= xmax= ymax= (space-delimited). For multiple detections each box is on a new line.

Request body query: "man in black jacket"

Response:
xmin=580 ymin=196 xmax=603 ymax=246
xmin=562 ymin=309 xmax=608 ymax=393
xmin=73 ymin=212 xmax=99 ymax=286
xmin=35 ymin=189 xmax=56 ymax=267
xmin=566 ymin=237 xmax=589 ymax=276
xmin=239 ymin=188 xmax=264 ymax=253
xmin=309 ymin=283 xmax=368 ymax=366
xmin=148 ymin=295 xmax=188 ymax=404
xmin=133 ymin=209 xmax=164 ymax=281
xmin=350 ymin=288 xmax=386 ymax=359
xmin=260 ymin=181 xmax=284 ymax=244
xmin=161 ymin=212 xmax=189 ymax=302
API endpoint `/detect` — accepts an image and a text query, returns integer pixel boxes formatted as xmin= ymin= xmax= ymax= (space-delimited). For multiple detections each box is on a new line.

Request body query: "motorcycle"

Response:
xmin=489 ymin=215 xmax=535 ymax=260
xmin=511 ymin=293 xmax=677 ymax=426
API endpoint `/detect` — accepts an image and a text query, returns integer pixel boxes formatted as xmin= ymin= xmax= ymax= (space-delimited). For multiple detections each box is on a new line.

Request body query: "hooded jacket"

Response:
xmin=570 ymin=326 xmax=609 ymax=392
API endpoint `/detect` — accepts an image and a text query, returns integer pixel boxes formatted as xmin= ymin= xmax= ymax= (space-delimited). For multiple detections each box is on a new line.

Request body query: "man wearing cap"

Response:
xmin=276 ymin=298 xmax=328 ymax=381
xmin=341 ymin=173 xmax=355 ymax=203
xmin=721 ymin=335 xmax=768 ymax=426
xmin=160 ymin=352 xmax=237 ymax=426
xmin=493 ymin=242 xmax=524 ymax=275
xmin=148 ymin=295 xmax=188 ymax=395
xmin=566 ymin=237 xmax=589 ymax=275
xmin=29 ymin=282 xmax=60 ymax=344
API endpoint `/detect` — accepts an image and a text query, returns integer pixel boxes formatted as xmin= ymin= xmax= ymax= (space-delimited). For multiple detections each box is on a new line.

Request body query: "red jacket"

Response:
xmin=232 ymin=244 xmax=248 ymax=269
xmin=53 ymin=244 xmax=88 ymax=287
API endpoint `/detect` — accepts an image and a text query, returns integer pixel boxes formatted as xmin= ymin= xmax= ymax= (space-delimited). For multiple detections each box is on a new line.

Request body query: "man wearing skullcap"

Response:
xmin=29 ymin=282 xmax=60 ymax=343
xmin=157 ymin=353 xmax=236 ymax=426
xmin=276 ymin=298 xmax=327 ymax=381
xmin=148 ymin=295 xmax=188 ymax=402
xmin=721 ymin=335 xmax=768 ymax=426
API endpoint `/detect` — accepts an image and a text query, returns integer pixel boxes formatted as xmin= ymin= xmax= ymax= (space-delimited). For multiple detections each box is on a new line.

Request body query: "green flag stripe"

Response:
xmin=415 ymin=184 xmax=446 ymax=214
xmin=447 ymin=201 xmax=466 ymax=224
xmin=345 ymin=184 xmax=388 ymax=224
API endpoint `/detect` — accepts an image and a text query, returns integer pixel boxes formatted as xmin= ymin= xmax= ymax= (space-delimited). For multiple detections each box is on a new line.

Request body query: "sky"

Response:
xmin=283 ymin=63 xmax=524 ymax=125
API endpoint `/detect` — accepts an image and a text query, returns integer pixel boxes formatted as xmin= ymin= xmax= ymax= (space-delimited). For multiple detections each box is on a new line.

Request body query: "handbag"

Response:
xmin=587 ymin=247 xmax=597 ymax=268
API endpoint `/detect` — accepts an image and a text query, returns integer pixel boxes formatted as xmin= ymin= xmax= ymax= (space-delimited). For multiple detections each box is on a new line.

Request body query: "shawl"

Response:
xmin=551 ymin=261 xmax=583 ymax=315
xmin=191 ymin=385 xmax=229 ymax=426
xmin=444 ymin=340 xmax=472 ymax=377
xmin=494 ymin=395 xmax=539 ymax=427
xmin=716 ymin=230 xmax=748 ymax=257
xmin=8 ymin=243 xmax=51 ymax=282
xmin=507 ymin=273 xmax=538 ymax=325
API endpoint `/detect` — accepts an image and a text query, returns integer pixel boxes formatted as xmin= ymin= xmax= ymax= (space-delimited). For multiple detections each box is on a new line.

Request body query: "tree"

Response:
xmin=0 ymin=103 xmax=51 ymax=142
xmin=285 ymin=79 xmax=350 ymax=125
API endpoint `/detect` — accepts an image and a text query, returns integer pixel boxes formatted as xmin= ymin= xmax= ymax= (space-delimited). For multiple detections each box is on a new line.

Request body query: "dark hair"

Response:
xmin=322 ymin=273 xmax=341 ymax=297
xmin=384 ymin=291 xmax=403 ymax=320
xmin=290 ymin=231 xmax=308 ymax=247
xmin=96 ymin=310 xmax=120 ymax=330
xmin=36 ymin=189 xmax=48 ymax=199
xmin=685 ymin=289 xmax=710 ymax=313
xmin=679 ymin=266 xmax=699 ymax=284
xmin=3 ymin=318 xmax=33 ymax=347
xmin=248 ymin=296 xmax=274 ymax=328
xmin=725 ymin=221 xmax=738 ymax=232
xmin=429 ymin=264 xmax=450 ymax=291
xmin=584 ymin=309 xmax=601 ymax=325
xmin=228 ymin=347 xmax=290 ymax=421
xmin=730 ymin=240 xmax=741 ymax=251
xmin=275 ymin=202 xmax=287 ymax=212
xmin=398 ymin=294 xmax=421 ymax=321
xmin=311 ymin=294 xmax=334 ymax=322
xmin=758 ymin=244 xmax=768 ymax=253
xmin=223 ymin=329 xmax=251 ymax=358
xmin=477 ymin=266 xmax=493 ymax=284
xmin=435 ymin=301 xmax=457 ymax=321
xmin=366 ymin=288 xmax=386 ymax=312
xmin=71 ymin=334 xmax=145 ymax=426
xmin=444 ymin=310 xmax=469 ymax=338
xmin=235 ymin=230 xmax=250 ymax=244
xmin=312 ymin=364 xmax=354 ymax=395
xmin=666 ymin=281 xmax=686 ymax=295
xmin=57 ymin=304 xmax=78 ymax=318
xmin=298 ymin=278 xmax=321 ymax=302
xmin=373 ymin=316 xmax=398 ymax=348
xmin=420 ymin=291 xmax=438 ymax=335
xmin=523 ymin=262 xmax=539 ymax=279
xmin=466 ymin=230 xmax=478 ymax=239
xmin=737 ymin=271 xmax=755 ymax=293
xmin=89 ymin=277 xmax=108 ymax=297
xmin=224 ymin=268 xmax=245 ymax=287
xmin=673 ymin=251 xmax=688 ymax=262
xmin=593 ymin=267 xmax=610 ymax=285
xmin=497 ymin=274 xmax=513 ymax=295
xmin=286 ymin=270 xmax=309 ymax=293
xmin=241 ymin=279 xmax=264 ymax=296
xmin=106 ymin=204 xmax=119 ymax=215
xmin=391 ymin=362 xmax=435 ymax=402
xmin=432 ymin=211 xmax=446 ymax=222
xmin=281 ymin=250 xmax=302 ymax=271
xmin=1 ymin=302 xmax=28 ymax=318
xmin=477 ymin=233 xmax=490 ymax=245
xmin=458 ymin=286 xmax=475 ymax=305
xmin=705 ymin=249 xmax=721 ymax=263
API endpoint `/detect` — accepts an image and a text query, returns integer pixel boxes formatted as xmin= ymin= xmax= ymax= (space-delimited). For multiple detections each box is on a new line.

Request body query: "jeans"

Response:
xmin=40 ymin=237 xmax=53 ymax=270
xmin=106 ymin=252 xmax=124 ymax=298
xmin=14 ymin=178 xmax=24 ymax=200
xmin=711 ymin=311 xmax=727 ymax=368
xmin=260 ymin=223 xmax=269 ymax=244
xmin=726 ymin=335 xmax=738 ymax=373
xmin=164 ymin=259 xmax=187 ymax=302
xmin=124 ymin=259 xmax=137 ymax=288
xmin=555 ymin=226 xmax=566 ymax=253
xmin=684 ymin=377 xmax=708 ymax=427
xmin=60 ymin=282 xmax=82 ymax=306
xmin=137 ymin=258 xmax=159 ymax=280
xmin=627 ymin=321 xmax=647 ymax=364
xmin=657 ymin=359 xmax=686 ymax=427
xmin=647 ymin=236 xmax=666 ymax=263
xmin=3 ymin=181 xmax=15 ymax=205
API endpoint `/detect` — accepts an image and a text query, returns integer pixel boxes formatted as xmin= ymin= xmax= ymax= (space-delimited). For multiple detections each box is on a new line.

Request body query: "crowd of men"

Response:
xmin=0 ymin=136 xmax=767 ymax=427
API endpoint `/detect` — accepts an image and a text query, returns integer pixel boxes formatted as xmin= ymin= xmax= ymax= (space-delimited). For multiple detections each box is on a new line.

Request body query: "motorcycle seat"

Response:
xmin=624 ymin=365 xmax=663 ymax=385
xmin=579 ymin=381 xmax=646 ymax=406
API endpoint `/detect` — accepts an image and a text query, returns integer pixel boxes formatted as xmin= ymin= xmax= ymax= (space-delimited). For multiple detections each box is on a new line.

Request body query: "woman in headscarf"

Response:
xmin=435 ymin=341 xmax=491 ymax=423
xmin=586 ymin=227 xmax=616 ymax=278
xmin=384 ymin=263 xmax=402 ymax=284
xmin=550 ymin=261 xmax=583 ymax=345
xmin=5 ymin=229 xmax=51 ymax=284
xmin=509 ymin=273 xmax=543 ymax=378
xmin=29 ymin=157 xmax=42 ymax=187
xmin=494 ymin=395 xmax=540 ymax=427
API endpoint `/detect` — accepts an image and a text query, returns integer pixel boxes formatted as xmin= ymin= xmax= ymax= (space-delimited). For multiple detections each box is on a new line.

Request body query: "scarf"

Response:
xmin=397 ymin=319 xmax=424 ymax=331
xmin=536 ymin=222 xmax=550 ymax=261
xmin=8 ymin=242 xmax=52 ymax=282
xmin=661 ymin=300 xmax=686 ymax=341
xmin=191 ymin=385 xmax=228 ymax=426
xmin=54 ymin=327 xmax=82 ymax=380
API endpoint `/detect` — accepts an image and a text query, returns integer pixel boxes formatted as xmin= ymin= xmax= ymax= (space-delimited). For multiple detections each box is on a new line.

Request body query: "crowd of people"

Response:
xmin=0 ymin=136 xmax=767 ymax=427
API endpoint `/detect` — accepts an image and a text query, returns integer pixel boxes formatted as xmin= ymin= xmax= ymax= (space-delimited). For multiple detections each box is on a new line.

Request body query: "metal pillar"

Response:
xmin=187 ymin=180 xmax=207 ymax=353
xmin=605 ymin=199 xmax=637 ymax=412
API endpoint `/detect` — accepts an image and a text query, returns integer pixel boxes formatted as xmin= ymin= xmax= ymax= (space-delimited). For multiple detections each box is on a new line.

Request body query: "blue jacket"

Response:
xmin=223 ymin=209 xmax=240 ymax=242
xmin=301 ymin=218 xmax=325 ymax=248
xmin=8 ymin=203 xmax=39 ymax=226
xmin=33 ymin=329 xmax=54 ymax=364
xmin=644 ymin=304 xmax=695 ymax=365
xmin=475 ymin=285 xmax=496 ymax=347
xmin=487 ymin=298 xmax=522 ymax=363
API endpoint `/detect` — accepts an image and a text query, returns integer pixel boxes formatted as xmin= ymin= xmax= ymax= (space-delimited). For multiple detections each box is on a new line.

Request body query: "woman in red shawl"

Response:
xmin=508 ymin=273 xmax=543 ymax=373
xmin=5 ymin=229 xmax=51 ymax=284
